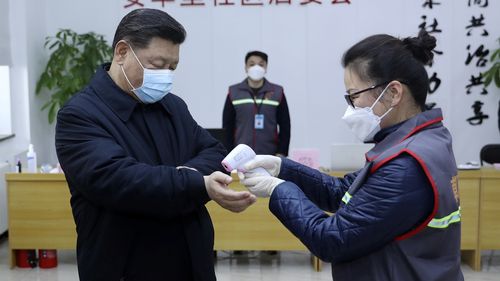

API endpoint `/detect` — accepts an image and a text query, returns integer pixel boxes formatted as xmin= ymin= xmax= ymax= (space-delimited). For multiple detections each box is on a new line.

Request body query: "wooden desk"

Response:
xmin=5 ymin=173 xmax=319 ymax=270
xmin=452 ymin=170 xmax=481 ymax=271
xmin=206 ymin=176 xmax=321 ymax=270
xmin=6 ymin=174 xmax=75 ymax=268
xmin=479 ymin=169 xmax=500 ymax=251
xmin=207 ymin=182 xmax=308 ymax=251
xmin=6 ymin=169 xmax=500 ymax=271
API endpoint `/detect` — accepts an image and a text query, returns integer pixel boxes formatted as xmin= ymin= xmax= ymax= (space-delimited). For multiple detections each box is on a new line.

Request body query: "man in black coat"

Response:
xmin=55 ymin=9 xmax=256 ymax=281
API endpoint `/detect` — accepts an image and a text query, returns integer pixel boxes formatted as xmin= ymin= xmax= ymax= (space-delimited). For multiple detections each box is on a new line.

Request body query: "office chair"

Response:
xmin=480 ymin=144 xmax=500 ymax=166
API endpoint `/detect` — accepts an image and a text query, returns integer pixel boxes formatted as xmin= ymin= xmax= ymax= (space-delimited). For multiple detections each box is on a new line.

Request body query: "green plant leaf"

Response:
xmin=48 ymin=40 xmax=60 ymax=50
xmin=494 ymin=68 xmax=500 ymax=88
xmin=36 ymin=28 xmax=113 ymax=123
xmin=484 ymin=69 xmax=493 ymax=87
xmin=482 ymin=38 xmax=500 ymax=89
xmin=48 ymin=102 xmax=57 ymax=124
xmin=41 ymin=100 xmax=52 ymax=111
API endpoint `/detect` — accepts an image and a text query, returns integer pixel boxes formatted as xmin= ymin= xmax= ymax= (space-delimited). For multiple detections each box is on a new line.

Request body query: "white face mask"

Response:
xmin=342 ymin=84 xmax=393 ymax=142
xmin=247 ymin=65 xmax=266 ymax=81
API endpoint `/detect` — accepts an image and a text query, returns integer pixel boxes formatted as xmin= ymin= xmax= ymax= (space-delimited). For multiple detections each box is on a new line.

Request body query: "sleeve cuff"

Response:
xmin=278 ymin=157 xmax=294 ymax=179
xmin=184 ymin=169 xmax=211 ymax=204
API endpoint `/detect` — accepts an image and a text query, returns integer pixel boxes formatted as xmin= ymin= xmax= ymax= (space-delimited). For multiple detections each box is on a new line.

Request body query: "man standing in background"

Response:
xmin=223 ymin=51 xmax=291 ymax=157
xmin=222 ymin=51 xmax=291 ymax=256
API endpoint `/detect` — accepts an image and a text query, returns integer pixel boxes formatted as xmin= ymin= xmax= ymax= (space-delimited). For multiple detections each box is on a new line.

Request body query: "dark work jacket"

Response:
xmin=55 ymin=64 xmax=226 ymax=281
xmin=222 ymin=79 xmax=291 ymax=155
xmin=270 ymin=109 xmax=463 ymax=281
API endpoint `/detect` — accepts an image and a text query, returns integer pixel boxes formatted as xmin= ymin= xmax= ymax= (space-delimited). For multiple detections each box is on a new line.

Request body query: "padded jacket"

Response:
xmin=269 ymin=109 xmax=463 ymax=281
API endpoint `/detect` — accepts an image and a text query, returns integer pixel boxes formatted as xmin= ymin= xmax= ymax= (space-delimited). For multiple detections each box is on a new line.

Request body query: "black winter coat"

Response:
xmin=55 ymin=64 xmax=225 ymax=281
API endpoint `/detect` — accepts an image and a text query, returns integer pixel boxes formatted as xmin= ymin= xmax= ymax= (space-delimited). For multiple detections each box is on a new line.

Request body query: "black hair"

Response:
xmin=341 ymin=30 xmax=436 ymax=111
xmin=112 ymin=8 xmax=186 ymax=49
xmin=245 ymin=51 xmax=268 ymax=64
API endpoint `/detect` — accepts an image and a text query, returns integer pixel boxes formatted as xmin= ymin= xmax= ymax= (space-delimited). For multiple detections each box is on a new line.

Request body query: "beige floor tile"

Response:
xmin=1 ymin=238 xmax=499 ymax=280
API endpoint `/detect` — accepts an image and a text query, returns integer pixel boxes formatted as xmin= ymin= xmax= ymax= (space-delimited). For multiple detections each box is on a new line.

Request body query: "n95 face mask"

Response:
xmin=342 ymin=85 xmax=393 ymax=142
xmin=247 ymin=65 xmax=266 ymax=81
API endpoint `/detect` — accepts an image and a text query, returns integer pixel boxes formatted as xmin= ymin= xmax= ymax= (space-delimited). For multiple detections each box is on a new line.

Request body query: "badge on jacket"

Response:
xmin=255 ymin=114 xmax=264 ymax=129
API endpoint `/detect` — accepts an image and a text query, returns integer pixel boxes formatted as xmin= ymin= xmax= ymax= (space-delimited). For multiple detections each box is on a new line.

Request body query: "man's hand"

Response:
xmin=243 ymin=155 xmax=282 ymax=177
xmin=239 ymin=172 xmax=284 ymax=198
xmin=204 ymin=171 xmax=256 ymax=213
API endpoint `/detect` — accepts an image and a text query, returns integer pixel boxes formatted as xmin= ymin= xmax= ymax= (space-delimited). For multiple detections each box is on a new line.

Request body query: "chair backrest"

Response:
xmin=480 ymin=144 xmax=500 ymax=165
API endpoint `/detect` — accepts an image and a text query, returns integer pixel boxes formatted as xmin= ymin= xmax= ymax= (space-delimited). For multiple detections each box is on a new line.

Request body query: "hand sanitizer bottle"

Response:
xmin=27 ymin=144 xmax=37 ymax=173
xmin=16 ymin=158 xmax=22 ymax=173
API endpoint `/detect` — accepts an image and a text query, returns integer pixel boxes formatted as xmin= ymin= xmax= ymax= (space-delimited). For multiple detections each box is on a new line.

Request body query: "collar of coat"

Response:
xmin=366 ymin=108 xmax=444 ymax=162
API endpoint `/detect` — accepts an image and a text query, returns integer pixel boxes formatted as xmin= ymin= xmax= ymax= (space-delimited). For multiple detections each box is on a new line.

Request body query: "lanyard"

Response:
xmin=249 ymin=90 xmax=265 ymax=114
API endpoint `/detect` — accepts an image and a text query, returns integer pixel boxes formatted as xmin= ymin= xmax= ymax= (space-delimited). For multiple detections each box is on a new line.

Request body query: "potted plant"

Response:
xmin=482 ymin=38 xmax=500 ymax=133
xmin=36 ymin=29 xmax=113 ymax=123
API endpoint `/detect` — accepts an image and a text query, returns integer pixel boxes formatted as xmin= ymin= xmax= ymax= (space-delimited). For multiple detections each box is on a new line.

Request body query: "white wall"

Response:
xmin=0 ymin=66 xmax=12 ymax=134
xmin=0 ymin=0 xmax=36 ymax=166
xmin=0 ymin=162 xmax=11 ymax=233
xmin=3 ymin=0 xmax=499 ymax=168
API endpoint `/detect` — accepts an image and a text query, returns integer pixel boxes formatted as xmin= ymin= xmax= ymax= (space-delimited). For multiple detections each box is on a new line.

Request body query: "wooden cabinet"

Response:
xmin=458 ymin=177 xmax=480 ymax=249
xmin=458 ymin=170 xmax=481 ymax=270
xmin=479 ymin=169 xmax=500 ymax=250
xmin=207 ymin=176 xmax=306 ymax=250
xmin=6 ymin=173 xmax=75 ymax=268
xmin=207 ymin=198 xmax=306 ymax=251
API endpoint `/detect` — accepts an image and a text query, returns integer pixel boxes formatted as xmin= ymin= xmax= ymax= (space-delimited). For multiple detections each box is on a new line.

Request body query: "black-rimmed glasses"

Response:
xmin=344 ymin=82 xmax=388 ymax=107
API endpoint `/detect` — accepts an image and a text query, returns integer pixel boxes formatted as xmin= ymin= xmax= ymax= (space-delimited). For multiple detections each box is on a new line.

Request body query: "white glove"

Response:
xmin=239 ymin=172 xmax=284 ymax=198
xmin=243 ymin=155 xmax=282 ymax=177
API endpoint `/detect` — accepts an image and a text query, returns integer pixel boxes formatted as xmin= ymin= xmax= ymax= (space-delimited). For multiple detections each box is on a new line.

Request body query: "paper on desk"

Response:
xmin=457 ymin=162 xmax=480 ymax=170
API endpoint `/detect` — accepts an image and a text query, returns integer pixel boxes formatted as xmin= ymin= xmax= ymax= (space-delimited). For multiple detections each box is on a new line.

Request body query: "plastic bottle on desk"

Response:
xmin=27 ymin=144 xmax=37 ymax=173
xmin=15 ymin=158 xmax=22 ymax=173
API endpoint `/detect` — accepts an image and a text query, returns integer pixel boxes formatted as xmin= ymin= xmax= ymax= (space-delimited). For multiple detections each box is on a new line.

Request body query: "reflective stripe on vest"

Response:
xmin=342 ymin=191 xmax=461 ymax=229
xmin=232 ymin=98 xmax=280 ymax=106
xmin=427 ymin=208 xmax=461 ymax=229
xmin=342 ymin=192 xmax=352 ymax=205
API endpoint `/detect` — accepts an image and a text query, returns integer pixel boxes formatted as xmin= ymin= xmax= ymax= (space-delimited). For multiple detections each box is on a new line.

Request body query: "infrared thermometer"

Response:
xmin=221 ymin=144 xmax=270 ymax=175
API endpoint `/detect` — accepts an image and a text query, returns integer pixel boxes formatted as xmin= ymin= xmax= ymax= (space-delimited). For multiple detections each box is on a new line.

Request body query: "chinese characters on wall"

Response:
xmin=419 ymin=0 xmax=444 ymax=111
xmin=124 ymin=0 xmax=351 ymax=8
xmin=465 ymin=0 xmax=490 ymax=126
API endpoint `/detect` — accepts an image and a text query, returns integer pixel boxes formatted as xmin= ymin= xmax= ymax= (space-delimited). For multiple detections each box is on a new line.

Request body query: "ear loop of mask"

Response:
xmin=119 ymin=42 xmax=144 ymax=91
xmin=120 ymin=65 xmax=135 ymax=91
xmin=370 ymin=83 xmax=393 ymax=119
xmin=128 ymin=45 xmax=146 ymax=70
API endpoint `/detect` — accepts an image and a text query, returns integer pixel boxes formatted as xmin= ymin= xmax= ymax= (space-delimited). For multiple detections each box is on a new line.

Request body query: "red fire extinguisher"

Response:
xmin=38 ymin=249 xmax=58 ymax=268
xmin=16 ymin=249 xmax=37 ymax=268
